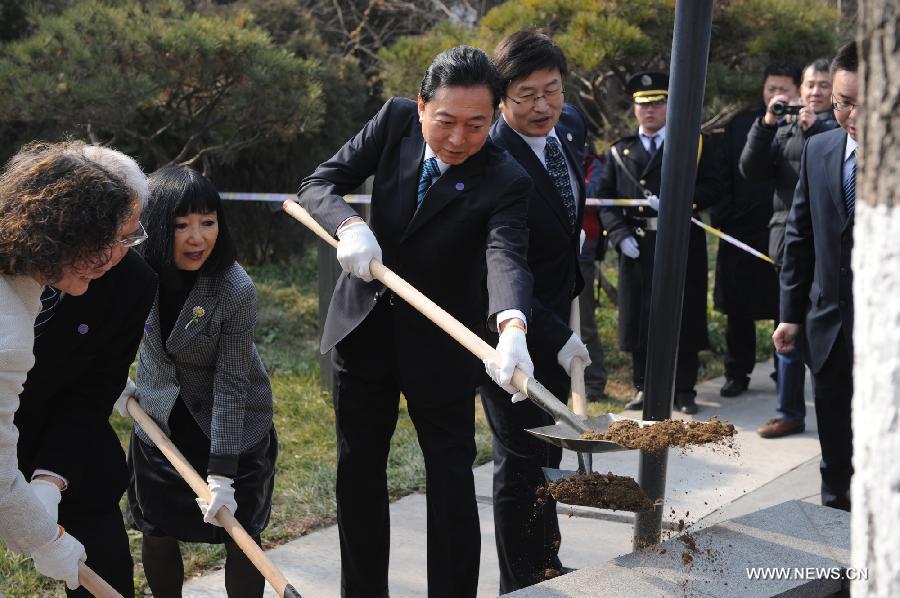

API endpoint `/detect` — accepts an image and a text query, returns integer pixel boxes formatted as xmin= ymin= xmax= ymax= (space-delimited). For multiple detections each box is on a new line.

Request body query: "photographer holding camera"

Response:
xmin=739 ymin=59 xmax=837 ymax=439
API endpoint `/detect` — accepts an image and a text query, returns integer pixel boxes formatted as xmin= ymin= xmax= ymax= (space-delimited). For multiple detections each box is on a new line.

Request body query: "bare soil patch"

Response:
xmin=543 ymin=472 xmax=655 ymax=511
xmin=579 ymin=417 xmax=736 ymax=452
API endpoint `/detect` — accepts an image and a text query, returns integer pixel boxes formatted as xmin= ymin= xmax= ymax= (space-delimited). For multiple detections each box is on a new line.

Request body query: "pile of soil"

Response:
xmin=579 ymin=418 xmax=736 ymax=452
xmin=546 ymin=472 xmax=655 ymax=511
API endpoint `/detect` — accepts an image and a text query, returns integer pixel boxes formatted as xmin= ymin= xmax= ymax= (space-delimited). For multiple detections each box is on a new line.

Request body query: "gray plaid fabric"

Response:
xmin=134 ymin=262 xmax=273 ymax=457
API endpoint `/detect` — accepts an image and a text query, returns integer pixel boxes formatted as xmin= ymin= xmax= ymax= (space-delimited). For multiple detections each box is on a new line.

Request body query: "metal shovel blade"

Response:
xmin=542 ymin=467 xmax=580 ymax=483
xmin=526 ymin=413 xmax=651 ymax=453
xmin=542 ymin=449 xmax=593 ymax=484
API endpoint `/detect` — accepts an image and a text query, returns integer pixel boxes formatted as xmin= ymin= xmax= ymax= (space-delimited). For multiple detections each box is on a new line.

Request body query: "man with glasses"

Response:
xmin=598 ymin=71 xmax=721 ymax=415
xmin=773 ymin=42 xmax=859 ymax=512
xmin=15 ymin=146 xmax=157 ymax=597
xmin=479 ymin=30 xmax=589 ymax=592
xmin=740 ymin=60 xmax=838 ymax=439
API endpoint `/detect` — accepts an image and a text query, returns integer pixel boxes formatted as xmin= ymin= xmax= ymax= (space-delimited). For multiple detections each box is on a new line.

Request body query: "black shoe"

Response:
xmin=625 ymin=390 xmax=643 ymax=410
xmin=676 ymin=392 xmax=698 ymax=415
xmin=720 ymin=377 xmax=749 ymax=398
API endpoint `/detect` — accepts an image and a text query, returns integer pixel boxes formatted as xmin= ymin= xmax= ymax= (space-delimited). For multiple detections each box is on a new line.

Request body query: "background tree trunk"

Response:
xmin=851 ymin=2 xmax=899 ymax=595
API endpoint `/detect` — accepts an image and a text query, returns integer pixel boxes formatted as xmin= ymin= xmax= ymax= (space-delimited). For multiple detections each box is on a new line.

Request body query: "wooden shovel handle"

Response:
xmin=283 ymin=200 xmax=589 ymax=433
xmin=78 ymin=562 xmax=123 ymax=597
xmin=126 ymin=398 xmax=301 ymax=598
xmin=568 ymin=297 xmax=588 ymax=418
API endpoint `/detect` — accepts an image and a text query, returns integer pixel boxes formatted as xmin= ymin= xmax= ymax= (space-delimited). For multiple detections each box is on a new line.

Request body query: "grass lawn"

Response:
xmin=0 ymin=236 xmax=772 ymax=596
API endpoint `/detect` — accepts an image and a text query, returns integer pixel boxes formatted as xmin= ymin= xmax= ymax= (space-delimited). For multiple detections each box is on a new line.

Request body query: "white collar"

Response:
xmin=509 ymin=123 xmax=563 ymax=156
xmin=844 ymin=134 xmax=858 ymax=161
xmin=639 ymin=125 xmax=666 ymax=142
xmin=423 ymin=145 xmax=451 ymax=175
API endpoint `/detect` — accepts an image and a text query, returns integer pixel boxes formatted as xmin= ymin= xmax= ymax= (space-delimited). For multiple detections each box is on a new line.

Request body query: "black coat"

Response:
xmin=740 ymin=110 xmax=838 ymax=264
xmin=711 ymin=108 xmax=779 ymax=319
xmin=781 ymin=127 xmax=854 ymax=374
xmin=598 ymin=132 xmax=721 ymax=353
xmin=298 ymin=97 xmax=533 ymax=388
xmin=16 ymin=250 xmax=157 ymax=514
xmin=488 ymin=105 xmax=586 ymax=389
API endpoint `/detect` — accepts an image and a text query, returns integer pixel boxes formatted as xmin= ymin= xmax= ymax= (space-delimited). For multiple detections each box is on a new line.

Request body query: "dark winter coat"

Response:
xmin=598 ymin=132 xmax=721 ymax=353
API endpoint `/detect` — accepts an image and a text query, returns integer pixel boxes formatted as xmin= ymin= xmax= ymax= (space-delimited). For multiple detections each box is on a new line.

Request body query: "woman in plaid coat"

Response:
xmin=127 ymin=165 xmax=276 ymax=597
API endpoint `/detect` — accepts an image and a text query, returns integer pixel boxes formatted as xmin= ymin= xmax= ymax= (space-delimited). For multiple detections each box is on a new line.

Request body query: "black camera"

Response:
xmin=771 ymin=101 xmax=801 ymax=116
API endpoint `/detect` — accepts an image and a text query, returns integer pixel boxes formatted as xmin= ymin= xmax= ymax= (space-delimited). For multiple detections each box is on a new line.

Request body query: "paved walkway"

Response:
xmin=184 ymin=362 xmax=822 ymax=597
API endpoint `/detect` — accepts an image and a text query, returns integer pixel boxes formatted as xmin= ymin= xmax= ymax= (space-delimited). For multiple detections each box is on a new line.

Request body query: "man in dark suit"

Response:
xmin=598 ymin=71 xmax=721 ymax=414
xmin=477 ymin=31 xmax=589 ymax=593
xmin=773 ymin=42 xmax=859 ymax=512
xmin=15 ymin=147 xmax=157 ymax=597
xmin=296 ymin=46 xmax=534 ymax=597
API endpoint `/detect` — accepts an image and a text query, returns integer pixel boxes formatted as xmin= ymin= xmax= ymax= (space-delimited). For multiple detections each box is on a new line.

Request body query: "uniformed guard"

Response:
xmin=597 ymin=71 xmax=722 ymax=414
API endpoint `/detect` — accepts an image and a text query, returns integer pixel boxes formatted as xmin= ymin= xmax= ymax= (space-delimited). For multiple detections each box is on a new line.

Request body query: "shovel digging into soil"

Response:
xmin=542 ymin=297 xmax=593 ymax=483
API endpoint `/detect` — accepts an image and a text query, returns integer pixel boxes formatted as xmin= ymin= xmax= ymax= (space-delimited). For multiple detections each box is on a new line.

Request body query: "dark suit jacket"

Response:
xmin=597 ymin=132 xmax=720 ymax=352
xmin=489 ymin=105 xmax=586 ymax=386
xmin=297 ymin=97 xmax=533 ymax=384
xmin=16 ymin=250 xmax=157 ymax=514
xmin=780 ymin=127 xmax=854 ymax=373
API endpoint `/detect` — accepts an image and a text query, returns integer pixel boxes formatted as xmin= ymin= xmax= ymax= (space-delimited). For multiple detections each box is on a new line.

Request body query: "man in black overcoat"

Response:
xmin=710 ymin=82 xmax=779 ymax=398
xmin=296 ymin=47 xmax=534 ymax=597
xmin=598 ymin=71 xmax=721 ymax=414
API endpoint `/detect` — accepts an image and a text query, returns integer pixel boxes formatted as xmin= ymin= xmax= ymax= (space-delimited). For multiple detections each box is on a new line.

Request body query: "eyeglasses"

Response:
xmin=831 ymin=95 xmax=859 ymax=113
xmin=505 ymin=87 xmax=564 ymax=108
xmin=117 ymin=221 xmax=148 ymax=248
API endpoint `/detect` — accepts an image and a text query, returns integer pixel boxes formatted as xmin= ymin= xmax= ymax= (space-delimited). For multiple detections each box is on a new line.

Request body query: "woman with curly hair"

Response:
xmin=126 ymin=165 xmax=275 ymax=597
xmin=0 ymin=141 xmax=145 ymax=591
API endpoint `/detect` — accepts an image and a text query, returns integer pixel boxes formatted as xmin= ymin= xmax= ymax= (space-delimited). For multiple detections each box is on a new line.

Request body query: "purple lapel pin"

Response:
xmin=77 ymin=323 xmax=89 ymax=335
xmin=455 ymin=182 xmax=465 ymax=191
xmin=144 ymin=323 xmax=153 ymax=333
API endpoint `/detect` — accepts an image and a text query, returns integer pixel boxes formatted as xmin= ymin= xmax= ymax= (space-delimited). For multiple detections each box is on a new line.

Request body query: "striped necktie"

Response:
xmin=417 ymin=157 xmax=441 ymax=207
xmin=544 ymin=137 xmax=577 ymax=230
xmin=34 ymin=286 xmax=62 ymax=338
xmin=843 ymin=150 xmax=856 ymax=215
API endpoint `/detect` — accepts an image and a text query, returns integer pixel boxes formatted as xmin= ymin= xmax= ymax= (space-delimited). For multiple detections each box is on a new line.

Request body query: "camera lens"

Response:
xmin=772 ymin=101 xmax=788 ymax=116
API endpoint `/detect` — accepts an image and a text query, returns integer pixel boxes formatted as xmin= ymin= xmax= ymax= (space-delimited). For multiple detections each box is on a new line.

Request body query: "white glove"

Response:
xmin=579 ymin=229 xmax=586 ymax=252
xmin=557 ymin=332 xmax=592 ymax=376
xmin=647 ymin=194 xmax=660 ymax=212
xmin=484 ymin=325 xmax=533 ymax=403
xmin=336 ymin=221 xmax=382 ymax=282
xmin=195 ymin=475 xmax=237 ymax=526
xmin=619 ymin=236 xmax=640 ymax=259
xmin=32 ymin=529 xmax=86 ymax=590
xmin=29 ymin=479 xmax=62 ymax=522
xmin=114 ymin=377 xmax=136 ymax=418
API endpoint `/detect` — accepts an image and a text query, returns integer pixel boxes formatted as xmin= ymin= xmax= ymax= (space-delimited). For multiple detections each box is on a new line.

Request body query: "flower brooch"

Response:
xmin=185 ymin=306 xmax=206 ymax=330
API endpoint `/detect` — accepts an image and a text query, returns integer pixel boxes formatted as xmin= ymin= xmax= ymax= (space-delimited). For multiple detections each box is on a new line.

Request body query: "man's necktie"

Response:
xmin=544 ymin=137 xmax=576 ymax=229
xmin=843 ymin=150 xmax=856 ymax=215
xmin=417 ymin=157 xmax=441 ymax=207
xmin=646 ymin=135 xmax=658 ymax=157
xmin=34 ymin=286 xmax=62 ymax=338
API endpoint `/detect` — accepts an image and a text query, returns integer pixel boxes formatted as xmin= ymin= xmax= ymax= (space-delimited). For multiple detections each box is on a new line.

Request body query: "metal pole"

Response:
xmin=633 ymin=0 xmax=714 ymax=549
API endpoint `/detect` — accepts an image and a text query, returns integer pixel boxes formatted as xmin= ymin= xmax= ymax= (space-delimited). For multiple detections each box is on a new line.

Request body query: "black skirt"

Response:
xmin=127 ymin=397 xmax=277 ymax=543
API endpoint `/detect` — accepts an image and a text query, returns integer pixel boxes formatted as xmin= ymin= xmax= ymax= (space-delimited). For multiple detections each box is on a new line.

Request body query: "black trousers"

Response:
xmin=632 ymin=349 xmax=699 ymax=396
xmin=811 ymin=330 xmax=853 ymax=511
xmin=60 ymin=505 xmax=134 ymax=598
xmin=479 ymin=372 xmax=567 ymax=594
xmin=331 ymin=300 xmax=480 ymax=598
xmin=723 ymin=315 xmax=757 ymax=381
